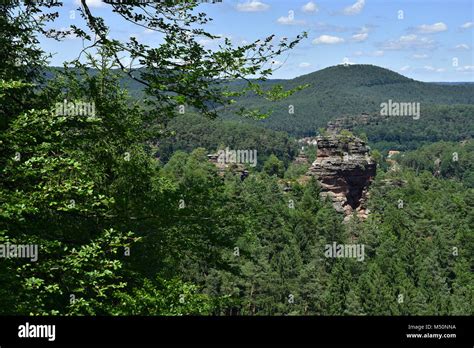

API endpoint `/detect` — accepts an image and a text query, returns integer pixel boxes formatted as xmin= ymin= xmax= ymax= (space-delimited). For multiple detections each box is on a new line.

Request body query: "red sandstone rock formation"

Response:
xmin=307 ymin=134 xmax=376 ymax=221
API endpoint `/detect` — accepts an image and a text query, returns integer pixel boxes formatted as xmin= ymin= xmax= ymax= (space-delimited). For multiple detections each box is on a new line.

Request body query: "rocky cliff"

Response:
xmin=307 ymin=134 xmax=376 ymax=221
xmin=207 ymin=154 xmax=249 ymax=180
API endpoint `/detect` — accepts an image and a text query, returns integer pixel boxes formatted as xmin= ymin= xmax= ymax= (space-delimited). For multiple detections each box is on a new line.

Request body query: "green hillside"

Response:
xmin=44 ymin=64 xmax=473 ymax=153
xmin=156 ymin=113 xmax=298 ymax=167
xmin=44 ymin=65 xmax=474 ymax=139
xmin=221 ymin=64 xmax=474 ymax=138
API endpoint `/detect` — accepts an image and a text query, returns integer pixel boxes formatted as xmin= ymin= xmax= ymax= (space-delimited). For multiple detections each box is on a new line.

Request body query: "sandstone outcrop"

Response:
xmin=307 ymin=134 xmax=376 ymax=221
xmin=293 ymin=152 xmax=309 ymax=165
xmin=207 ymin=154 xmax=249 ymax=180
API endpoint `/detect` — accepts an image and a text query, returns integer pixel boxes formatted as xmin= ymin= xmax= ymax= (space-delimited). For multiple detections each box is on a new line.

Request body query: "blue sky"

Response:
xmin=38 ymin=0 xmax=473 ymax=81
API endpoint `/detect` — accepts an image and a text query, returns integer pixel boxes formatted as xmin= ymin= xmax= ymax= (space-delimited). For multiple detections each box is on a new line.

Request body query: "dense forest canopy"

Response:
xmin=0 ymin=0 xmax=472 ymax=318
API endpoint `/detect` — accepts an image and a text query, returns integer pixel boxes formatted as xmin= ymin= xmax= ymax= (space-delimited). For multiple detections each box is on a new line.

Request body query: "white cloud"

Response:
xmin=313 ymin=35 xmax=345 ymax=44
xmin=352 ymin=32 xmax=368 ymax=41
xmin=236 ymin=1 xmax=269 ymax=12
xmin=416 ymin=22 xmax=447 ymax=34
xmin=143 ymin=28 xmax=154 ymax=34
xmin=75 ymin=0 xmax=104 ymax=8
xmin=197 ymin=38 xmax=212 ymax=46
xmin=456 ymin=65 xmax=474 ymax=72
xmin=343 ymin=0 xmax=365 ymax=15
xmin=167 ymin=58 xmax=187 ymax=67
xmin=352 ymin=26 xmax=369 ymax=42
xmin=400 ymin=34 xmax=417 ymax=41
xmin=424 ymin=65 xmax=445 ymax=73
xmin=302 ymin=1 xmax=318 ymax=13
xmin=382 ymin=34 xmax=436 ymax=50
xmin=461 ymin=22 xmax=473 ymax=29
xmin=195 ymin=34 xmax=232 ymax=49
xmin=299 ymin=62 xmax=311 ymax=68
xmin=277 ymin=10 xmax=305 ymax=25
xmin=455 ymin=43 xmax=470 ymax=50
xmin=399 ymin=65 xmax=411 ymax=72
xmin=412 ymin=53 xmax=429 ymax=59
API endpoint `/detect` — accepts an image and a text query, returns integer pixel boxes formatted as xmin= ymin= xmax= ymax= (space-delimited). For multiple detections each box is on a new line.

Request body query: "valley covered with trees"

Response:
xmin=0 ymin=0 xmax=472 ymax=320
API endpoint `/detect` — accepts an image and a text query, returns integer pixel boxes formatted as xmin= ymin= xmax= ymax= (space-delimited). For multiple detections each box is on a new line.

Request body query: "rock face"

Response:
xmin=307 ymin=134 xmax=376 ymax=221
xmin=207 ymin=154 xmax=249 ymax=180
xmin=293 ymin=152 xmax=309 ymax=165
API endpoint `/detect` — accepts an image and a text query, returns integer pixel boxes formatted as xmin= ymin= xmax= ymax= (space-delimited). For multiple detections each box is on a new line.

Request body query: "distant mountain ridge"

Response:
xmin=43 ymin=64 xmax=474 ymax=147
xmin=220 ymin=64 xmax=474 ymax=137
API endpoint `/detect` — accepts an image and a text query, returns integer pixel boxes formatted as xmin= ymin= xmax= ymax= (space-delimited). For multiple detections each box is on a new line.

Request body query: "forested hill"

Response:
xmin=45 ymin=64 xmax=474 ymax=109
xmin=43 ymin=64 xmax=474 ymax=148
xmin=221 ymin=64 xmax=474 ymax=137
xmin=288 ymin=64 xmax=474 ymax=105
